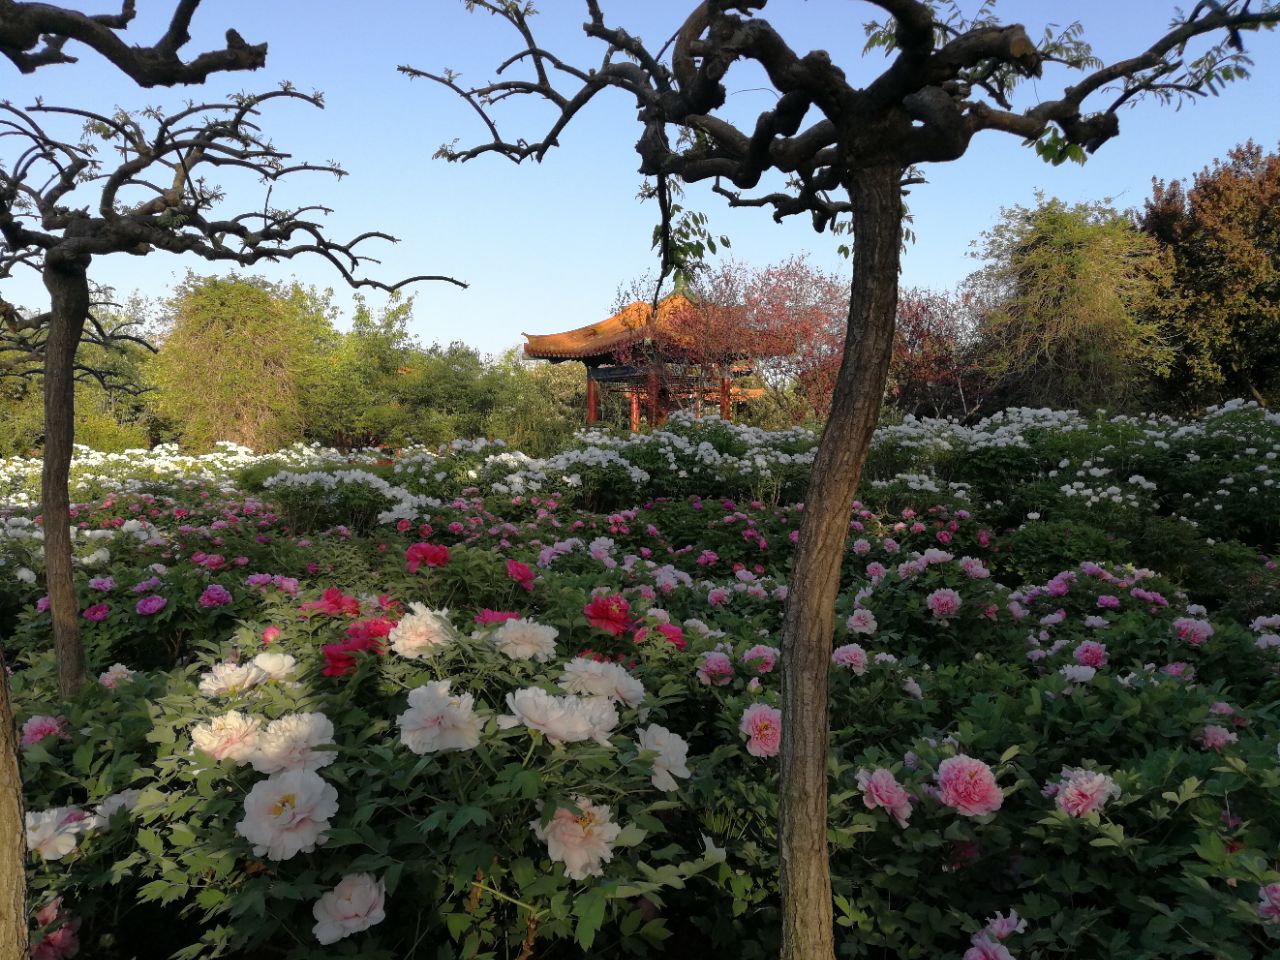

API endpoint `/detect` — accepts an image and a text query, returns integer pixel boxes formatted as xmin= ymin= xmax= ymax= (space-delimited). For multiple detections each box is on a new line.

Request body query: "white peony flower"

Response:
xmin=497 ymin=688 xmax=618 ymax=745
xmin=191 ymin=711 xmax=262 ymax=764
xmin=531 ymin=796 xmax=622 ymax=881
xmin=89 ymin=789 xmax=142 ymax=830
xmin=198 ymin=661 xmax=269 ymax=698
xmin=388 ymin=603 xmax=456 ymax=658
xmin=251 ymin=652 xmax=297 ymax=681
xmin=636 ymin=724 xmax=692 ymax=791
xmin=397 ymin=681 xmax=483 ymax=754
xmin=312 ymin=873 xmax=386 ymax=944
xmin=235 ymin=768 xmax=339 ymax=861
xmin=490 ymin=618 xmax=559 ymax=662
xmin=558 ymin=657 xmax=645 ymax=709
xmin=25 ymin=807 xmax=86 ymax=860
xmin=97 ymin=662 xmax=135 ymax=688
xmin=249 ymin=713 xmax=337 ymax=773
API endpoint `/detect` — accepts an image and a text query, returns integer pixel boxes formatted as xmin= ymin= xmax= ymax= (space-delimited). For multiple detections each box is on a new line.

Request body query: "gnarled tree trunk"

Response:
xmin=42 ymin=256 xmax=90 ymax=698
xmin=779 ymin=164 xmax=903 ymax=960
xmin=1 ymin=651 xmax=29 ymax=959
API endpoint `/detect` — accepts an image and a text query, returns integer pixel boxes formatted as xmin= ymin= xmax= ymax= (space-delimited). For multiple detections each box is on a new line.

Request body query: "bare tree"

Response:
xmin=0 ymin=88 xmax=465 ymax=701
xmin=404 ymin=2 xmax=1280 ymax=957
xmin=0 ymin=0 xmax=265 ymax=85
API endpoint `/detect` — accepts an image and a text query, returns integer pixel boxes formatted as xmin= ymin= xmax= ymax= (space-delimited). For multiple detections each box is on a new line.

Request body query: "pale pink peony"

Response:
xmin=1055 ymin=768 xmax=1121 ymax=817
xmin=856 ymin=767 xmax=912 ymax=827
xmin=983 ymin=910 xmax=1026 ymax=940
xmin=388 ymin=603 xmax=456 ymax=658
xmin=1172 ymin=617 xmax=1214 ymax=646
xmin=1258 ymin=883 xmax=1280 ymax=922
xmin=846 ymin=608 xmax=878 ymax=635
xmin=831 ymin=643 xmax=868 ymax=675
xmin=926 ymin=588 xmax=962 ymax=619
xmin=31 ymin=898 xmax=79 ymax=960
xmin=312 ymin=873 xmax=386 ymax=944
xmin=936 ymin=756 xmax=1003 ymax=816
xmin=531 ymin=796 xmax=622 ymax=880
xmin=739 ymin=703 xmax=781 ymax=758
xmin=1198 ymin=725 xmax=1238 ymax=752
xmin=964 ymin=935 xmax=1014 ymax=960
xmin=191 ymin=711 xmax=262 ymax=764
xmin=696 ymin=651 xmax=735 ymax=686
xmin=97 ymin=663 xmax=135 ymax=688
xmin=235 ymin=768 xmax=339 ymax=861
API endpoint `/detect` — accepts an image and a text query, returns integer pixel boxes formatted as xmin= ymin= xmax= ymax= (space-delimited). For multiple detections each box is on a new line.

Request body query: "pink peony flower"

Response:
xmin=198 ymin=585 xmax=232 ymax=608
xmin=831 ymin=643 xmax=868 ymax=675
xmin=312 ymin=873 xmax=386 ymax=944
xmin=856 ymin=767 xmax=912 ymax=827
xmin=741 ymin=644 xmax=779 ymax=674
xmin=583 ymin=594 xmax=632 ymax=636
xmin=1258 ymin=883 xmax=1280 ymax=922
xmin=1198 ymin=725 xmax=1238 ymax=752
xmin=696 ymin=651 xmax=734 ymax=686
xmin=964 ymin=935 xmax=1014 ymax=960
xmin=1172 ymin=617 xmax=1214 ymax=646
xmin=474 ymin=608 xmax=521 ymax=626
xmin=531 ymin=796 xmax=622 ymax=881
xmin=262 ymin=626 xmax=283 ymax=645
xmin=739 ymin=703 xmax=781 ymax=758
xmin=983 ymin=910 xmax=1026 ymax=940
xmin=1073 ymin=641 xmax=1108 ymax=668
xmin=82 ymin=603 xmax=109 ymax=622
xmin=21 ymin=715 xmax=68 ymax=748
xmin=135 ymin=595 xmax=167 ymax=616
xmin=507 ymin=559 xmax=536 ymax=593
xmin=926 ymin=588 xmax=962 ymax=619
xmin=31 ymin=898 xmax=79 ymax=960
xmin=846 ymin=608 xmax=877 ymax=635
xmin=936 ymin=755 xmax=1003 ymax=817
xmin=1055 ymin=768 xmax=1121 ymax=817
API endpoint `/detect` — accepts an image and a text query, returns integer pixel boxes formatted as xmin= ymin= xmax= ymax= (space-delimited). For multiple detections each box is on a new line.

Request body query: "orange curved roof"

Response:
xmin=522 ymin=294 xmax=701 ymax=360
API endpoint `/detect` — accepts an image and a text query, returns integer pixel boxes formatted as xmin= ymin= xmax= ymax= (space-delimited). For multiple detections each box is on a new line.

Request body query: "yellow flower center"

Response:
xmin=270 ymin=793 xmax=297 ymax=816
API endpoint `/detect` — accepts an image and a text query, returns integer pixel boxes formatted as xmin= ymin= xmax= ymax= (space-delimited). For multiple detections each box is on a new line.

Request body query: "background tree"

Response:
xmin=1141 ymin=140 xmax=1280 ymax=407
xmin=966 ymin=196 xmax=1174 ymax=412
xmin=149 ymin=275 xmax=337 ymax=451
xmin=0 ymin=0 xmax=265 ymax=84
xmin=0 ymin=89 xmax=463 ymax=700
xmin=887 ymin=286 xmax=981 ymax=419
xmin=408 ymin=3 xmax=1280 ymax=956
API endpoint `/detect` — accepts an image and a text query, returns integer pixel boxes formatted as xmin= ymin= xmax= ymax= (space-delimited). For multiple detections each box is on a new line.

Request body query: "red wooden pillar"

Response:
xmin=629 ymin=389 xmax=641 ymax=432
xmin=719 ymin=376 xmax=731 ymax=421
xmin=585 ymin=371 xmax=599 ymax=424
xmin=647 ymin=366 xmax=660 ymax=427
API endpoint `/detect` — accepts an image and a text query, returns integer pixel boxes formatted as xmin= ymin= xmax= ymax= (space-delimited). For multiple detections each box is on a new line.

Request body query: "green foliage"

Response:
xmin=967 ymin=195 xmax=1175 ymax=412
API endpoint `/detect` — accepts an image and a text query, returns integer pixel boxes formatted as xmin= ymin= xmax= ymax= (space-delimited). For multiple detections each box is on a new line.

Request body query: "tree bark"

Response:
xmin=0 ymin=651 xmax=29 ymax=959
xmin=779 ymin=164 xmax=903 ymax=960
xmin=42 ymin=258 xmax=91 ymax=699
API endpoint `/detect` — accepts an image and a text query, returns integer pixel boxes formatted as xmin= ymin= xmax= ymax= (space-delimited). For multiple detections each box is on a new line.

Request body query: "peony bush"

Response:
xmin=4 ymin=404 xmax=1280 ymax=958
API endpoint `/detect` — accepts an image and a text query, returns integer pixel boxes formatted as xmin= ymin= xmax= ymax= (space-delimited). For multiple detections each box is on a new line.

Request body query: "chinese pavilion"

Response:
xmin=522 ymin=286 xmax=776 ymax=430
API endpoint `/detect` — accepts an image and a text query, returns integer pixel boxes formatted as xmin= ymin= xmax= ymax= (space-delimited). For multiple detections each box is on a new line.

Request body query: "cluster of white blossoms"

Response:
xmin=388 ymin=603 xmax=457 ymax=658
xmin=262 ymin=467 xmax=442 ymax=526
xmin=25 ymin=789 xmax=142 ymax=861
xmin=197 ymin=652 xmax=297 ymax=697
xmin=192 ymin=710 xmax=337 ymax=774
xmin=396 ymin=681 xmax=484 ymax=754
xmin=558 ymin=657 xmax=646 ymax=708
xmin=498 ymin=687 xmax=620 ymax=745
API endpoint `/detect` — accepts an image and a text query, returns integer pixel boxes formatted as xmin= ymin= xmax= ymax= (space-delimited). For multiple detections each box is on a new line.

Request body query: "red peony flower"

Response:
xmin=406 ymin=542 xmax=450 ymax=573
xmin=506 ymin=559 xmax=536 ymax=593
xmin=474 ymin=609 xmax=521 ymax=625
xmin=300 ymin=587 xmax=361 ymax=617
xmin=583 ymin=594 xmax=632 ymax=636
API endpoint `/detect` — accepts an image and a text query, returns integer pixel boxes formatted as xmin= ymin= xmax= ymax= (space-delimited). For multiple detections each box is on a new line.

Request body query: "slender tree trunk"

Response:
xmin=779 ymin=165 xmax=902 ymax=960
xmin=42 ymin=258 xmax=91 ymax=698
xmin=1 ymin=651 xmax=29 ymax=959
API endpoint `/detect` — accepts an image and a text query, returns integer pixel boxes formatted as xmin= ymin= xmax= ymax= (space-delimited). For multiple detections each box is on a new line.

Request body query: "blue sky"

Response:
xmin=4 ymin=1 xmax=1279 ymax=355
